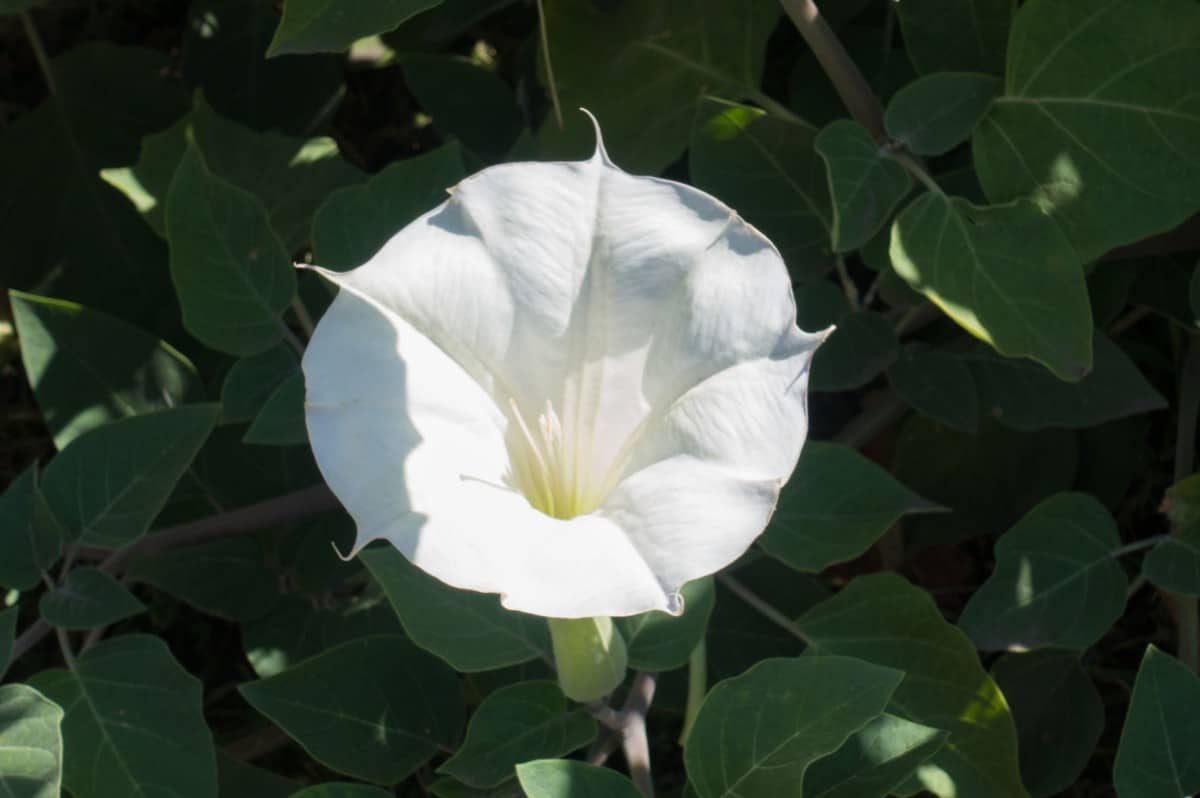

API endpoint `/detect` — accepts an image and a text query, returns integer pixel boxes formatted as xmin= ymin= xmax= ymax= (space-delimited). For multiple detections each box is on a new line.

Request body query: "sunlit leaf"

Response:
xmin=0 ymin=684 xmax=63 ymax=798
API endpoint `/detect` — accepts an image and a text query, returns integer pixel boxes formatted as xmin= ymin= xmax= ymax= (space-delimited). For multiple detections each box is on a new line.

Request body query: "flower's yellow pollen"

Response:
xmin=507 ymin=397 xmax=594 ymax=520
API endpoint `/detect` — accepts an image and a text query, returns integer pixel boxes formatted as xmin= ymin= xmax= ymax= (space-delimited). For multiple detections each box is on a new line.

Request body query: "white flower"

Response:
xmin=302 ymin=116 xmax=827 ymax=620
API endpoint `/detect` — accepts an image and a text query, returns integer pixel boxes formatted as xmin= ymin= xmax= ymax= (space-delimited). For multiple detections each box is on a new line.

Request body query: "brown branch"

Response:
xmin=586 ymin=672 xmax=659 ymax=796
xmin=779 ymin=0 xmax=885 ymax=139
xmin=10 ymin=484 xmax=340 ymax=665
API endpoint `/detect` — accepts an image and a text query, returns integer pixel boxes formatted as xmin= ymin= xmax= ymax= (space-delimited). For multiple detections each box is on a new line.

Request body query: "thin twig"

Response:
xmin=20 ymin=11 xmax=57 ymax=96
xmin=1109 ymin=534 xmax=1171 ymax=559
xmin=834 ymin=256 xmax=859 ymax=310
xmin=290 ymin=296 xmax=316 ymax=339
xmin=536 ymin=0 xmax=564 ymax=130
xmin=621 ymin=672 xmax=657 ymax=798
xmin=717 ymin=573 xmax=813 ymax=646
xmin=778 ymin=0 xmax=884 ymax=139
xmin=54 ymin=627 xmax=76 ymax=671
xmin=11 ymin=485 xmax=339 ymax=666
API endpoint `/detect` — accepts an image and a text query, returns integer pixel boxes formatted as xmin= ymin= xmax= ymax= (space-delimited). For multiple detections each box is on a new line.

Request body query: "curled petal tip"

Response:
xmin=665 ymin=591 xmax=685 ymax=617
xmin=578 ymin=107 xmax=613 ymax=166
xmin=818 ymin=324 xmax=837 ymax=343
xmin=330 ymin=539 xmax=355 ymax=563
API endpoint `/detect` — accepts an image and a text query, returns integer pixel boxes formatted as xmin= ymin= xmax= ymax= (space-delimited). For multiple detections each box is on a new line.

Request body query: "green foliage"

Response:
xmin=2 ymin=1 xmax=1196 ymax=795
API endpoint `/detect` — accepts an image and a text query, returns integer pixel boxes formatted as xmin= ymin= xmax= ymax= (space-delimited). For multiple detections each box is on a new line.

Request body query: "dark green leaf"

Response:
xmin=126 ymin=537 xmax=280 ymax=622
xmin=892 ymin=415 xmax=1078 ymax=547
xmin=0 ymin=607 xmax=15 ymax=681
xmin=182 ymin=0 xmax=344 ymax=134
xmin=618 ymin=577 xmax=714 ymax=671
xmin=992 ymin=651 xmax=1104 ymax=797
xmin=690 ymin=97 xmax=833 ymax=282
xmin=221 ymin=345 xmax=300 ymax=424
xmin=895 ymin=0 xmax=1012 ymax=75
xmin=41 ymin=405 xmax=219 ymax=548
xmin=810 ymin=311 xmax=898 ymax=392
xmin=516 ymin=760 xmax=642 ymax=798
xmin=167 ymin=144 xmax=297 ymax=356
xmin=1127 ymin=255 xmax=1198 ymax=330
xmin=313 ymin=143 xmax=466 ymax=272
xmin=217 ymin=751 xmax=298 ymax=798
xmin=0 ymin=0 xmax=37 ymax=12
xmin=685 ymin=657 xmax=903 ymax=798
xmin=239 ymin=635 xmax=464 ymax=784
xmin=761 ymin=443 xmax=942 ymax=573
xmin=886 ymin=347 xmax=979 ymax=433
xmin=1114 ymin=646 xmax=1200 ymax=797
xmin=796 ymin=574 xmax=1028 ymax=798
xmin=38 ymin=568 xmax=145 ymax=630
xmin=429 ymin=777 xmax=523 ymax=798
xmin=815 ymin=120 xmax=911 ymax=252
xmin=1077 ymin=416 xmax=1152 ymax=511
xmin=279 ymin=511 xmax=359 ymax=596
xmin=0 ymin=467 xmax=65 ymax=591
xmin=973 ymin=0 xmax=1200 ymax=262
xmin=245 ymin=373 xmax=307 ymax=445
xmin=242 ymin=593 xmax=402 ymax=679
xmin=362 ymin=546 xmax=550 ymax=671
xmin=10 ymin=291 xmax=204 ymax=449
xmin=269 ymin=0 xmax=442 ymax=55
xmin=541 ymin=0 xmax=781 ymax=174
xmin=958 ymin=493 xmax=1127 ymax=650
xmin=30 ymin=635 xmax=217 ymax=798
xmin=890 ymin=193 xmax=1092 ymax=381
xmin=969 ymin=333 xmax=1166 ymax=430
xmin=0 ymin=44 xmax=185 ymax=322
xmin=884 ymin=73 xmax=1001 ymax=156
xmin=290 ymin=785 xmax=394 ymax=798
xmin=403 ymin=56 xmax=522 ymax=160
xmin=1144 ymin=474 xmax=1200 ymax=596
xmin=794 ymin=279 xmax=849 ymax=330
xmin=439 ymin=681 xmax=596 ymax=788
xmin=803 ymin=713 xmax=948 ymax=798
xmin=0 ymin=683 xmax=63 ymax=798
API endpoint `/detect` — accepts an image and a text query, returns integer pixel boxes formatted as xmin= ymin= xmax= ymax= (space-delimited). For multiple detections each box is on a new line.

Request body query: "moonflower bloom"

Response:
xmin=302 ymin=118 xmax=827 ymax=627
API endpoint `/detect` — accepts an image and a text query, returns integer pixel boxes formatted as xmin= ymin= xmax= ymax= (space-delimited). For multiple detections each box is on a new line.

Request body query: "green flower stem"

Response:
xmin=548 ymin=616 xmax=628 ymax=703
xmin=680 ymin=640 xmax=707 ymax=745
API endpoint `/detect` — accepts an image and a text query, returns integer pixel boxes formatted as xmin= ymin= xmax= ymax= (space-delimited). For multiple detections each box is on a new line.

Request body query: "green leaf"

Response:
xmin=239 ymin=635 xmax=464 ymax=784
xmin=1127 ymin=254 xmax=1198 ymax=330
xmin=685 ymin=657 xmax=903 ymax=798
xmin=973 ymin=0 xmax=1200 ymax=262
xmin=541 ymin=0 xmax=782 ymax=174
xmin=0 ymin=607 xmax=15 ymax=680
xmin=242 ymin=593 xmax=402 ymax=679
xmin=815 ymin=120 xmax=911 ymax=252
xmin=1144 ymin=474 xmax=1200 ymax=596
xmin=269 ymin=0 xmax=442 ymax=55
xmin=38 ymin=568 xmax=145 ymax=630
xmin=992 ymin=651 xmax=1104 ymax=797
xmin=439 ymin=681 xmax=596 ymax=788
xmin=313 ymin=144 xmax=466 ymax=272
xmin=221 ymin=345 xmax=300 ymax=424
xmin=126 ymin=537 xmax=280 ymax=622
xmin=810 ymin=311 xmax=899 ymax=392
xmin=890 ymin=193 xmax=1092 ymax=381
xmin=403 ymin=56 xmax=523 ymax=161
xmin=167 ymin=144 xmax=297 ymax=356
xmin=618 ymin=577 xmax=714 ymax=671
xmin=886 ymin=347 xmax=979 ymax=433
xmin=41 ymin=405 xmax=219 ymax=548
xmin=0 ymin=0 xmax=37 ymax=13
xmin=290 ymin=785 xmax=394 ymax=798
xmin=892 ymin=415 xmax=1078 ymax=547
xmin=803 ymin=713 xmax=948 ymax=798
xmin=894 ymin=0 xmax=1012 ymax=75
xmin=969 ymin=333 xmax=1166 ymax=430
xmin=430 ymin=777 xmax=523 ymax=798
xmin=0 ymin=44 xmax=186 ymax=322
xmin=958 ymin=493 xmax=1127 ymax=650
xmin=0 ymin=684 xmax=63 ymax=798
xmin=517 ymin=760 xmax=642 ymax=798
xmin=244 ymin=373 xmax=308 ymax=445
xmin=10 ymin=291 xmax=204 ymax=449
xmin=1114 ymin=646 xmax=1200 ymax=797
xmin=361 ymin=546 xmax=550 ymax=671
xmin=796 ymin=574 xmax=1028 ymax=798
xmin=761 ymin=443 xmax=942 ymax=573
xmin=0 ymin=467 xmax=65 ymax=591
xmin=30 ymin=635 xmax=217 ymax=798
xmin=885 ymin=73 xmax=1001 ymax=156
xmin=690 ymin=97 xmax=832 ymax=281
xmin=181 ymin=0 xmax=343 ymax=134
xmin=217 ymin=751 xmax=298 ymax=798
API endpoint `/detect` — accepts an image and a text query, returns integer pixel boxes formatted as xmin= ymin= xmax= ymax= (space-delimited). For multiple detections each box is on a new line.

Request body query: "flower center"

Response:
xmin=506 ymin=398 xmax=594 ymax=519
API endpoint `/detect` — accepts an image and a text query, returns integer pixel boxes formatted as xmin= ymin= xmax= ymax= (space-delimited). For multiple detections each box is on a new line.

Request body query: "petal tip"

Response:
xmin=665 ymin=591 xmax=685 ymax=617
xmin=578 ymin=107 xmax=613 ymax=167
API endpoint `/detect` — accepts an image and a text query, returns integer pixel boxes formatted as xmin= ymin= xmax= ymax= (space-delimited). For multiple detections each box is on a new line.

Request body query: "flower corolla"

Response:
xmin=302 ymin=118 xmax=827 ymax=620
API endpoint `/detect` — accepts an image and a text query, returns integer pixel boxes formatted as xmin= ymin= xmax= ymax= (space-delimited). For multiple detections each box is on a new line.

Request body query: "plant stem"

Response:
xmin=1174 ymin=332 xmax=1200 ymax=671
xmin=832 ymin=390 xmax=909 ymax=450
xmin=888 ymin=148 xmax=943 ymax=194
xmin=834 ymin=256 xmax=859 ymax=310
xmin=20 ymin=10 xmax=56 ymax=96
xmin=54 ymin=627 xmax=76 ymax=671
xmin=679 ymin=640 xmax=706 ymax=745
xmin=778 ymin=0 xmax=884 ymax=139
xmin=622 ymin=672 xmax=657 ymax=798
xmin=12 ymin=484 xmax=339 ymax=664
xmin=717 ymin=573 xmax=813 ymax=646
xmin=1109 ymin=534 xmax=1171 ymax=559
xmin=290 ymin=296 xmax=315 ymax=339
xmin=536 ymin=0 xmax=564 ymax=130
